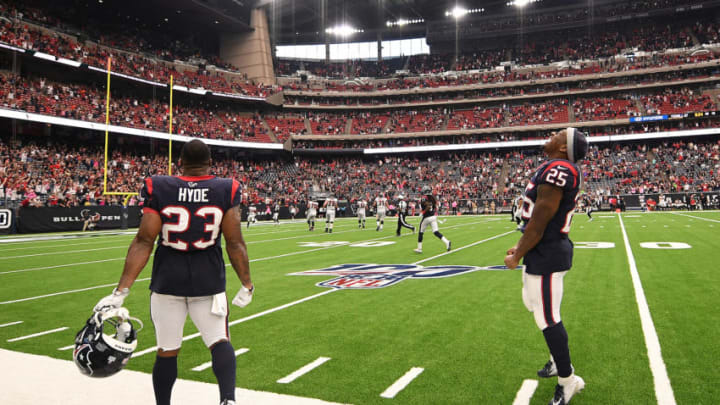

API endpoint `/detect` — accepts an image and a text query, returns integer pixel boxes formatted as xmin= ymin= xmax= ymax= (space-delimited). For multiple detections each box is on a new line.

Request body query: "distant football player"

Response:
xmin=289 ymin=204 xmax=298 ymax=220
xmin=272 ymin=201 xmax=281 ymax=225
xmin=504 ymin=128 xmax=588 ymax=405
xmin=306 ymin=199 xmax=318 ymax=231
xmin=414 ymin=187 xmax=451 ymax=253
xmin=374 ymin=193 xmax=388 ymax=231
xmin=584 ymin=194 xmax=593 ymax=221
xmin=82 ymin=209 xmax=101 ymax=232
xmin=356 ymin=198 xmax=367 ymax=228
xmin=512 ymin=194 xmax=523 ymax=225
xmin=246 ymin=205 xmax=257 ymax=228
xmin=395 ymin=195 xmax=415 ymax=236
xmin=94 ymin=139 xmax=253 ymax=405
xmin=323 ymin=196 xmax=338 ymax=233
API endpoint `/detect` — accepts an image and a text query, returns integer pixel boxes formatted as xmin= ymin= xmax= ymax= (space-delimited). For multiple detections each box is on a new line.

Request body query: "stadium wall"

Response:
xmin=220 ymin=8 xmax=276 ymax=85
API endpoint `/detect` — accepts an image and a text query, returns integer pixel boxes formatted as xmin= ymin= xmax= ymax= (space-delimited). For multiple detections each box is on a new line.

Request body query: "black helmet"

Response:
xmin=73 ymin=307 xmax=143 ymax=378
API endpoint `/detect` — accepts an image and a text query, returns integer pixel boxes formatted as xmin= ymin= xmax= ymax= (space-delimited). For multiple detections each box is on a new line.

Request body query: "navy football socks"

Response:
xmin=543 ymin=321 xmax=572 ymax=378
xmin=153 ymin=355 xmax=177 ymax=405
xmin=211 ymin=341 xmax=237 ymax=402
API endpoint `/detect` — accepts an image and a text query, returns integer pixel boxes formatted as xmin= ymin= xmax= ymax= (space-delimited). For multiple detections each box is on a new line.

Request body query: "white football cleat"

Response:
xmin=550 ymin=375 xmax=585 ymax=405
xmin=413 ymin=248 xmax=423 ymax=253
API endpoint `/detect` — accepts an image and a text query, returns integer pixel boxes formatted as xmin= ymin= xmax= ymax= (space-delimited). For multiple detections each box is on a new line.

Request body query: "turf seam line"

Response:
xmin=277 ymin=357 xmax=332 ymax=384
xmin=618 ymin=213 xmax=677 ymax=405
xmin=379 ymin=367 xmax=424 ymax=398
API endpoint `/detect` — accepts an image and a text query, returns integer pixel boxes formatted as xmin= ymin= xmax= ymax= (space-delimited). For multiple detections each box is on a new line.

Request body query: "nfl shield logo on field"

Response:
xmin=290 ymin=264 xmax=520 ymax=290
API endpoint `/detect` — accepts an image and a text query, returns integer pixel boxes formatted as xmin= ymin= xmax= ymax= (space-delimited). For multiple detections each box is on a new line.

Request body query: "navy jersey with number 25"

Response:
xmin=520 ymin=159 xmax=581 ymax=275
xmin=141 ymin=175 xmax=242 ymax=296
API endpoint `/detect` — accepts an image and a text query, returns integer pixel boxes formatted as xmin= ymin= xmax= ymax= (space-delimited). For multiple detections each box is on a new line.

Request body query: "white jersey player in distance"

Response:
xmin=356 ymin=198 xmax=367 ymax=229
xmin=306 ymin=200 xmax=318 ymax=231
xmin=246 ymin=205 xmax=257 ymax=229
xmin=374 ymin=194 xmax=388 ymax=231
xmin=323 ymin=197 xmax=338 ymax=233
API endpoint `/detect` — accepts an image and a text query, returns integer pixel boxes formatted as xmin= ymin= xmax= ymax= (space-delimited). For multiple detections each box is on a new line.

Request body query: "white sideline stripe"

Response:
xmin=0 ymin=246 xmax=125 ymax=260
xmin=0 ymin=232 xmax=135 ymax=244
xmin=511 ymin=379 xmax=539 ymax=405
xmin=379 ymin=367 xmax=424 ymax=398
xmin=58 ymin=345 xmax=75 ymax=351
xmin=0 ymin=321 xmax=23 ymax=328
xmin=0 ymin=257 xmax=126 ymax=275
xmin=7 ymin=327 xmax=69 ymax=342
xmin=0 ymin=239 xmax=132 ymax=252
xmin=277 ymin=357 xmax=332 ymax=384
xmin=132 ymin=289 xmax=338 ymax=358
xmin=191 ymin=348 xmax=249 ymax=371
xmin=413 ymin=230 xmax=516 ymax=265
xmin=0 ymin=278 xmax=151 ymax=305
xmin=618 ymin=214 xmax=676 ymax=405
xmin=672 ymin=212 xmax=720 ymax=223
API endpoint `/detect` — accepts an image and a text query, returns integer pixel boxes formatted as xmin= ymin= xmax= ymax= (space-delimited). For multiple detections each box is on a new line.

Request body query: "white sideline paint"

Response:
xmin=192 ymin=348 xmax=249 ymax=371
xmin=277 ymin=357 xmax=332 ymax=384
xmin=0 ymin=321 xmax=23 ymax=328
xmin=617 ymin=214 xmax=676 ymax=405
xmin=414 ymin=230 xmax=516 ymax=265
xmin=0 ymin=231 xmax=135 ymax=244
xmin=7 ymin=327 xmax=69 ymax=342
xmin=133 ymin=289 xmax=338 ymax=358
xmin=511 ymin=379 xmax=539 ymax=405
xmin=0 ymin=257 xmax=126 ymax=275
xmin=0 ymin=278 xmax=151 ymax=305
xmin=379 ymin=367 xmax=424 ymax=398
xmin=0 ymin=246 xmax=125 ymax=260
xmin=672 ymin=212 xmax=720 ymax=223
xmin=0 ymin=349 xmax=348 ymax=405
xmin=0 ymin=238 xmax=132 ymax=252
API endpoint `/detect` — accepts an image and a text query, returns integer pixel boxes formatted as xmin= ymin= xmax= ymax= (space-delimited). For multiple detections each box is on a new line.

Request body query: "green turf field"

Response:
xmin=1 ymin=212 xmax=719 ymax=404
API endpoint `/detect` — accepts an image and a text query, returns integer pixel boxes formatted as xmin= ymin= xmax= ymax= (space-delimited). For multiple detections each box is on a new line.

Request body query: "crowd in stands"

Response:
xmin=3 ymin=135 xmax=718 ymax=210
xmin=0 ymin=0 xmax=278 ymax=98
xmin=0 ymin=71 xmax=271 ymax=142
xmin=3 ymin=68 xmax=719 ymax=143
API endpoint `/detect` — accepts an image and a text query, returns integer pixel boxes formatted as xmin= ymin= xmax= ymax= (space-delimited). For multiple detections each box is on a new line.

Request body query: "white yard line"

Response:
xmin=0 ymin=278 xmax=151 ymax=305
xmin=379 ymin=367 xmax=424 ymax=398
xmin=0 ymin=238 xmax=132 ymax=253
xmin=618 ymin=214 xmax=676 ymax=405
xmin=133 ymin=289 xmax=338 ymax=358
xmin=7 ymin=327 xmax=69 ymax=342
xmin=57 ymin=345 xmax=75 ymax=351
xmin=277 ymin=357 xmax=332 ymax=384
xmin=511 ymin=379 xmax=539 ymax=405
xmin=191 ymin=348 xmax=249 ymax=371
xmin=413 ymin=230 xmax=516 ymax=265
xmin=671 ymin=212 xmax=720 ymax=223
xmin=0 ymin=257 xmax=127 ymax=275
xmin=0 ymin=232 xmax=135 ymax=244
xmin=0 ymin=321 xmax=23 ymax=328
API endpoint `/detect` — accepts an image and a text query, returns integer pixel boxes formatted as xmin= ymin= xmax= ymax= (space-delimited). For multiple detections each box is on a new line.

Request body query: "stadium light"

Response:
xmin=386 ymin=18 xmax=425 ymax=27
xmin=506 ymin=0 xmax=541 ymax=7
xmin=444 ymin=7 xmax=484 ymax=18
xmin=325 ymin=24 xmax=364 ymax=37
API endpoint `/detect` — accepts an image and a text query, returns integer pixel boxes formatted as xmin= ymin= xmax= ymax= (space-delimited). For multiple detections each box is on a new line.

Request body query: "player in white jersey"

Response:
xmin=272 ymin=202 xmax=281 ymax=225
xmin=246 ymin=205 xmax=257 ymax=228
xmin=323 ymin=197 xmax=338 ymax=233
xmin=374 ymin=194 xmax=388 ymax=231
xmin=512 ymin=193 xmax=523 ymax=225
xmin=306 ymin=200 xmax=318 ymax=231
xmin=395 ymin=195 xmax=416 ymax=236
xmin=356 ymin=199 xmax=367 ymax=228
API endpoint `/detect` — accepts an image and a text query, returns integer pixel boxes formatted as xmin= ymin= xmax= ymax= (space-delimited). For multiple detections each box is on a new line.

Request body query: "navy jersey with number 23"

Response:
xmin=520 ymin=159 xmax=581 ymax=275
xmin=141 ymin=175 xmax=242 ymax=296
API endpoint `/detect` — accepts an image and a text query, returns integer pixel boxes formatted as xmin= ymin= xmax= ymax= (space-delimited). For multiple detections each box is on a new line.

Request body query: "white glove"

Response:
xmin=94 ymin=288 xmax=129 ymax=312
xmin=232 ymin=285 xmax=254 ymax=308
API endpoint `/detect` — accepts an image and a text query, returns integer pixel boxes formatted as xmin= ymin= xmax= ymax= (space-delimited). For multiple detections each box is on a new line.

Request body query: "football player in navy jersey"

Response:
xmin=504 ymin=128 xmax=588 ymax=405
xmin=94 ymin=140 xmax=253 ymax=405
